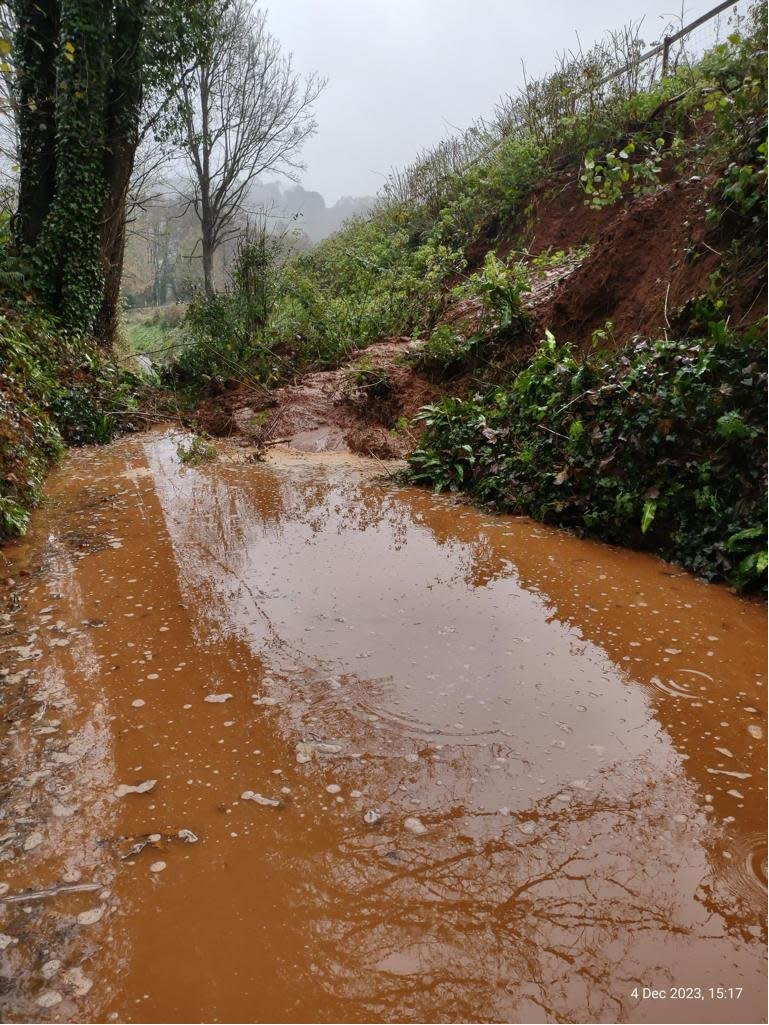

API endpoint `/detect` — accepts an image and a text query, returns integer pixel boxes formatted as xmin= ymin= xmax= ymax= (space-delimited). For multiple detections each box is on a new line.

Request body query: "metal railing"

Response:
xmin=479 ymin=0 xmax=746 ymax=169
xmin=383 ymin=0 xmax=753 ymax=207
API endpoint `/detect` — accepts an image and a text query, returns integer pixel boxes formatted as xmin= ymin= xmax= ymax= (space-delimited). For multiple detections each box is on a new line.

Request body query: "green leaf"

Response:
xmin=640 ymin=498 xmax=657 ymax=534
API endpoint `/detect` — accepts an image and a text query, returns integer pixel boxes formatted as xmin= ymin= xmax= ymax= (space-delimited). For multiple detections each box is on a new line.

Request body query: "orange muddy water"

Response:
xmin=0 ymin=429 xmax=765 ymax=1025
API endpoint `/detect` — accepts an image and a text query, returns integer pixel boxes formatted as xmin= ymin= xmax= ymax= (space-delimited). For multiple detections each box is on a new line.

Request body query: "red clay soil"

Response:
xmin=535 ymin=177 xmax=720 ymax=347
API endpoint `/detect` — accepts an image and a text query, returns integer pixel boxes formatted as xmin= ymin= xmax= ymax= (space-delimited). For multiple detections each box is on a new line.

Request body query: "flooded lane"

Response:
xmin=0 ymin=429 xmax=765 ymax=1024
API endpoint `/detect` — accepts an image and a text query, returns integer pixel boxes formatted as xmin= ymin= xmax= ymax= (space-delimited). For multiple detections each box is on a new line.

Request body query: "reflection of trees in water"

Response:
xmin=152 ymin=449 xmax=766 ymax=948
xmin=299 ymin=766 xmax=762 ymax=1023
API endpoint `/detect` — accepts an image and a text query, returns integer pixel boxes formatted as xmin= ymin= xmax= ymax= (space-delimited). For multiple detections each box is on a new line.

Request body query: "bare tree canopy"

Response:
xmin=178 ymin=0 xmax=325 ymax=295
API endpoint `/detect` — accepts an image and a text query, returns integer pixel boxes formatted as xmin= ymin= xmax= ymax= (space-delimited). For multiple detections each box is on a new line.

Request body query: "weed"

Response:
xmin=176 ymin=434 xmax=218 ymax=466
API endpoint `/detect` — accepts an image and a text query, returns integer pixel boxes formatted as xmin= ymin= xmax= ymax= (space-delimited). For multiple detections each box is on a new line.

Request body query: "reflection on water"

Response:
xmin=0 ymin=430 xmax=765 ymax=1024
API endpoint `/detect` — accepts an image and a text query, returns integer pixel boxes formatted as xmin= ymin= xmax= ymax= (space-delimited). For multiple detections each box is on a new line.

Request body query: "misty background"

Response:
xmin=123 ymin=0 xmax=746 ymax=305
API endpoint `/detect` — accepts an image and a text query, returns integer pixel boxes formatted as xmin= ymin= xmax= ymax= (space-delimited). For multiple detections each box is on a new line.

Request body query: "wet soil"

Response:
xmin=194 ymin=336 xmax=438 ymax=459
xmin=0 ymin=429 xmax=765 ymax=1024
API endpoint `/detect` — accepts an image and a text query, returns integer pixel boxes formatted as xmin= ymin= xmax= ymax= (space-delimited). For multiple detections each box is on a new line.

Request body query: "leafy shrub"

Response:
xmin=176 ymin=434 xmax=218 ymax=466
xmin=453 ymin=252 xmax=531 ymax=331
xmin=580 ymin=136 xmax=682 ymax=208
xmin=0 ymin=303 xmax=136 ymax=542
xmin=409 ymin=324 xmax=767 ymax=589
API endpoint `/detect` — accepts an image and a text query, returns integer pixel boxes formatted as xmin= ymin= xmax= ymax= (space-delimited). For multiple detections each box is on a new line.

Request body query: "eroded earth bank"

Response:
xmin=0 ymin=429 xmax=765 ymax=1024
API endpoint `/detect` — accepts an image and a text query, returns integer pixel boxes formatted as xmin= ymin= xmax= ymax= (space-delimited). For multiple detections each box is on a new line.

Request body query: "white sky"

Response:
xmin=265 ymin=0 xmax=746 ymax=201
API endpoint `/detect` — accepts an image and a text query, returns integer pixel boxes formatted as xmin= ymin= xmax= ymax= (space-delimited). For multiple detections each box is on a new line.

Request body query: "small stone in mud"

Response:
xmin=748 ymin=724 xmax=763 ymax=740
xmin=41 ymin=959 xmax=62 ymax=979
xmin=23 ymin=830 xmax=43 ymax=851
xmin=150 ymin=861 xmax=167 ymax=873
xmin=403 ymin=816 xmax=427 ymax=835
xmin=518 ymin=821 xmax=536 ymax=835
xmin=363 ymin=809 xmax=382 ymax=825
xmin=36 ymin=990 xmax=62 ymax=1008
xmin=295 ymin=739 xmax=342 ymax=763
xmin=253 ymin=696 xmax=277 ymax=706
xmin=51 ymin=802 xmax=77 ymax=818
xmin=325 ymin=784 xmax=341 ymax=794
xmin=114 ymin=779 xmax=156 ymax=798
xmin=178 ymin=829 xmax=198 ymax=843
xmin=0 ymin=934 xmax=15 ymax=951
xmin=77 ymin=907 xmax=104 ymax=926
xmin=131 ymin=699 xmax=146 ymax=708
xmin=64 ymin=966 xmax=92 ymax=996
xmin=240 ymin=791 xmax=281 ymax=807
xmin=204 ymin=693 xmax=233 ymax=703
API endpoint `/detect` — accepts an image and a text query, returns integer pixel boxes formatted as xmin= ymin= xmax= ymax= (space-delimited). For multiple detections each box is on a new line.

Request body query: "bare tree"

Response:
xmin=177 ymin=0 xmax=325 ymax=296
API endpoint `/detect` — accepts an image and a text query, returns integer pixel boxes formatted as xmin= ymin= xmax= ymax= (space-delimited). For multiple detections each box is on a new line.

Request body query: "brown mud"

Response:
xmin=0 ymin=428 xmax=765 ymax=1023
xmin=194 ymin=335 xmax=438 ymax=459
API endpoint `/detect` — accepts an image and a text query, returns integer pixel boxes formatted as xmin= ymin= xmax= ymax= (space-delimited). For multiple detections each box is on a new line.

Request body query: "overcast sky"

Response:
xmin=265 ymin=0 xmax=747 ymax=202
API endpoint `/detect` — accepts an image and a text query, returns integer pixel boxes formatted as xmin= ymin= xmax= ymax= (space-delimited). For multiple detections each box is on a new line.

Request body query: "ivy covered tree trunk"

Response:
xmin=12 ymin=0 xmax=58 ymax=248
xmin=37 ymin=0 xmax=111 ymax=331
xmin=94 ymin=0 xmax=147 ymax=342
xmin=12 ymin=0 xmax=214 ymax=341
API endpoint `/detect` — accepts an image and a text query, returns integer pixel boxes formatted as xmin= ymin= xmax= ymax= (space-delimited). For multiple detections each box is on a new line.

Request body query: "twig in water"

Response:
xmin=0 ymin=881 xmax=102 ymax=904
xmin=367 ymin=449 xmax=399 ymax=479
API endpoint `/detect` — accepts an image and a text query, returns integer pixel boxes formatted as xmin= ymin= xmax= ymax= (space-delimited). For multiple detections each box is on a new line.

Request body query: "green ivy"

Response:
xmin=408 ymin=323 xmax=767 ymax=590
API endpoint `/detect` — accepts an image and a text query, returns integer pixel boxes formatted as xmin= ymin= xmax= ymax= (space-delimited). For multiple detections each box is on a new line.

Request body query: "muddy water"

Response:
xmin=0 ymin=429 xmax=765 ymax=1024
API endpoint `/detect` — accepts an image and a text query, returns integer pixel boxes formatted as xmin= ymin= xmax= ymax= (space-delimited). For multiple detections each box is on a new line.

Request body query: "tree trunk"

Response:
xmin=198 ymin=62 xmax=216 ymax=297
xmin=201 ymin=213 xmax=216 ymax=297
xmin=37 ymin=0 xmax=111 ymax=330
xmin=13 ymin=0 xmax=58 ymax=249
xmin=94 ymin=0 xmax=146 ymax=344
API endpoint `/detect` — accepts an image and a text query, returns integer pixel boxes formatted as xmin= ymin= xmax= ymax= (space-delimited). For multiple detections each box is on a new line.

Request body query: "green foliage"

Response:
xmin=453 ymin=252 xmax=531 ymax=330
xmin=580 ymin=136 xmax=681 ymax=208
xmin=531 ymin=244 xmax=591 ymax=275
xmin=11 ymin=0 xmax=220 ymax=335
xmin=33 ymin=0 xmax=109 ymax=330
xmin=411 ymin=325 xmax=483 ymax=378
xmin=176 ymin=433 xmax=218 ymax=465
xmin=409 ymin=324 xmax=767 ymax=589
xmin=0 ymin=302 xmax=137 ymax=543
xmin=347 ymin=357 xmax=394 ymax=400
xmin=174 ymin=225 xmax=293 ymax=387
xmin=168 ymin=8 xmax=767 ymax=393
xmin=696 ymin=16 xmax=768 ymax=235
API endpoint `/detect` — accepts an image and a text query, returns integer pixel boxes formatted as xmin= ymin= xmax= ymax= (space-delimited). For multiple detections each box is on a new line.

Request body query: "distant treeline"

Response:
xmin=122 ymin=181 xmax=375 ymax=308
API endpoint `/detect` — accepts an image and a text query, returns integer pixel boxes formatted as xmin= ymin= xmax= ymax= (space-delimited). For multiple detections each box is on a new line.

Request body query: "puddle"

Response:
xmin=0 ymin=429 xmax=765 ymax=1023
